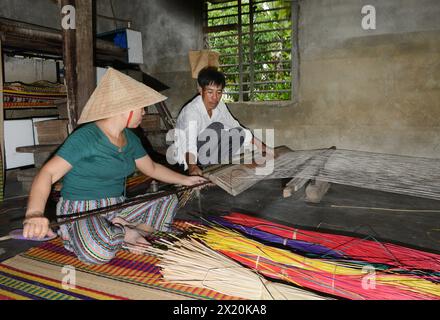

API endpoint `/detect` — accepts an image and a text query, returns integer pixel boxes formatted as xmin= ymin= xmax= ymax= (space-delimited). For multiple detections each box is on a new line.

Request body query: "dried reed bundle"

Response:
xmin=177 ymin=184 xmax=213 ymax=209
xmin=135 ymin=234 xmax=327 ymax=300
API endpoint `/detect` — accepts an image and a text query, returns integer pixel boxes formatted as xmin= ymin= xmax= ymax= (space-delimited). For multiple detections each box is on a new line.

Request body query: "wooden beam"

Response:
xmin=305 ymin=180 xmax=330 ymax=204
xmin=0 ymin=17 xmax=126 ymax=59
xmin=60 ymin=0 xmax=78 ymax=130
xmin=283 ymin=177 xmax=309 ymax=198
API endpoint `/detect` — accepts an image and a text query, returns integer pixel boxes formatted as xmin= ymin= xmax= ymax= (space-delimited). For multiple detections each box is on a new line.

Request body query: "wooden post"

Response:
xmin=60 ymin=0 xmax=95 ymax=131
xmin=60 ymin=0 xmax=78 ymax=131
xmin=75 ymin=0 xmax=95 ymax=120
xmin=283 ymin=177 xmax=309 ymax=198
xmin=0 ymin=38 xmax=4 ymax=201
xmin=305 ymin=180 xmax=330 ymax=204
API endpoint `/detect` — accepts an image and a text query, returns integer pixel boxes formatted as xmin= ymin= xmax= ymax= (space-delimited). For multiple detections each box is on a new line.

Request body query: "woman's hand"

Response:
xmin=181 ymin=175 xmax=207 ymax=186
xmin=22 ymin=212 xmax=55 ymax=239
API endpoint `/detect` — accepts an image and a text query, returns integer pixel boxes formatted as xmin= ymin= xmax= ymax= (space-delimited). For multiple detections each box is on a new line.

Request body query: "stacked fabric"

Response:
xmin=3 ymin=80 xmax=66 ymax=108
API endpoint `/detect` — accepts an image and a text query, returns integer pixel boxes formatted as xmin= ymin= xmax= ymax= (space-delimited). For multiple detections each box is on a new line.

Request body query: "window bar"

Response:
xmin=242 ymin=27 xmax=291 ymax=35
xmin=220 ymin=63 xmax=240 ymax=67
xmin=208 ymin=32 xmax=239 ymax=40
xmin=251 ymin=39 xmax=291 ymax=46
xmin=207 ymin=13 xmax=240 ymax=20
xmin=238 ymin=0 xmax=243 ymax=102
xmin=203 ymin=1 xmax=209 ymax=49
xmin=224 ymin=72 xmax=245 ymax=76
xmin=224 ymin=91 xmax=241 ymax=95
xmin=249 ymin=0 xmax=255 ymax=101
xmin=205 ymin=3 xmax=239 ymax=13
xmin=225 ymin=89 xmax=291 ymax=94
xmin=253 ymin=69 xmax=291 ymax=74
xmin=242 ymin=18 xmax=291 ymax=26
xmin=204 ymin=24 xmax=238 ymax=34
xmin=220 ymin=52 xmax=239 ymax=58
xmin=251 ymin=59 xmax=291 ymax=65
xmin=250 ymin=89 xmax=291 ymax=93
xmin=222 ymin=62 xmax=290 ymax=68
xmin=211 ymin=44 xmax=239 ymax=49
xmin=234 ymin=80 xmax=291 ymax=86
xmin=245 ymin=48 xmax=292 ymax=55
xmin=291 ymin=0 xmax=299 ymax=103
xmin=253 ymin=6 xmax=291 ymax=14
xmin=252 ymin=80 xmax=291 ymax=85
xmin=252 ymin=0 xmax=279 ymax=5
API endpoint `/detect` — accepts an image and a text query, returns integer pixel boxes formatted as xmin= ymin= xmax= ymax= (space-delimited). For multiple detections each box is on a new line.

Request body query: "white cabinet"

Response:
xmin=4 ymin=117 xmax=58 ymax=169
xmin=4 ymin=119 xmax=35 ymax=169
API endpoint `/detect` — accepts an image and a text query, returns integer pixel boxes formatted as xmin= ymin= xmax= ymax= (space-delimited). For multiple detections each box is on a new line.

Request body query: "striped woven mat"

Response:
xmin=0 ymin=238 xmax=240 ymax=300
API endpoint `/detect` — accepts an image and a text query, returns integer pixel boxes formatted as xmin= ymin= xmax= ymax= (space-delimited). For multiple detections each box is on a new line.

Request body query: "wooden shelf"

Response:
xmin=16 ymin=144 xmax=59 ymax=153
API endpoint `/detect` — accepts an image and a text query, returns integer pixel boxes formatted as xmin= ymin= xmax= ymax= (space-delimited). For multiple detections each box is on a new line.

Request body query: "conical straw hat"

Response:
xmin=78 ymin=67 xmax=167 ymax=124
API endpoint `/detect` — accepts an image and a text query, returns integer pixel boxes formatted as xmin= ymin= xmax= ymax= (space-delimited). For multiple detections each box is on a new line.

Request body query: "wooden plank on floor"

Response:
xmin=283 ymin=177 xmax=309 ymax=198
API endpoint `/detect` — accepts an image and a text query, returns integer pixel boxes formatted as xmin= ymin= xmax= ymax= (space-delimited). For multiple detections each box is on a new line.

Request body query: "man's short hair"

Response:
xmin=197 ymin=67 xmax=226 ymax=89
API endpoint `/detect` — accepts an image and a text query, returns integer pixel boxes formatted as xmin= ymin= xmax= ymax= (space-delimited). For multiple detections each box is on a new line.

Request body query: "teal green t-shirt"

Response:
xmin=56 ymin=123 xmax=147 ymax=200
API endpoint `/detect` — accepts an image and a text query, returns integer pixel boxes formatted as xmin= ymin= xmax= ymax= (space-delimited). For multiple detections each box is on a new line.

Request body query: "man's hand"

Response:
xmin=188 ymin=164 xmax=203 ymax=176
xmin=23 ymin=212 xmax=56 ymax=239
xmin=182 ymin=175 xmax=207 ymax=186
xmin=263 ymin=145 xmax=276 ymax=160
xmin=253 ymin=137 xmax=275 ymax=160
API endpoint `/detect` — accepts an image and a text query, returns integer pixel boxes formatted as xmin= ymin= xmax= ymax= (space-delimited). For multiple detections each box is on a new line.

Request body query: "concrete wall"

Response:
xmin=0 ymin=0 xmax=60 ymax=28
xmin=229 ymin=0 xmax=440 ymax=158
xmin=105 ymin=0 xmax=204 ymax=116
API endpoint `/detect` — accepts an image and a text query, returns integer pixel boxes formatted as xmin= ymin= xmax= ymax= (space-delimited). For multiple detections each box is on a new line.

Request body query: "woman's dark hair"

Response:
xmin=197 ymin=67 xmax=226 ymax=89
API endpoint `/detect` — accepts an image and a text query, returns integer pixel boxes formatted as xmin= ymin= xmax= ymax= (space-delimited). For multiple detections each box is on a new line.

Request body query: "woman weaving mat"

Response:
xmin=22 ymin=68 xmax=206 ymax=265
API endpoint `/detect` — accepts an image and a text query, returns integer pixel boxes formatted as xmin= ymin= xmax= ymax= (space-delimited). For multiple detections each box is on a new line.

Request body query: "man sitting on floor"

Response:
xmin=169 ymin=67 xmax=272 ymax=176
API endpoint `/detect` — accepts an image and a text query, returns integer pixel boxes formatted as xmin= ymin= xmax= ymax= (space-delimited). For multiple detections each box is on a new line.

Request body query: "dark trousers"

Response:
xmin=196 ymin=122 xmax=245 ymax=166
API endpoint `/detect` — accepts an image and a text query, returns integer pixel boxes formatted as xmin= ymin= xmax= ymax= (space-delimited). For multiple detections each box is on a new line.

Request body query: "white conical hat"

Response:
xmin=78 ymin=67 xmax=167 ymax=124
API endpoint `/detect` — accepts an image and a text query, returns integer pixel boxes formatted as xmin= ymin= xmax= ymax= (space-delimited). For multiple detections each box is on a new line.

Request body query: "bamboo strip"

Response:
xmin=137 ymin=236 xmax=327 ymax=300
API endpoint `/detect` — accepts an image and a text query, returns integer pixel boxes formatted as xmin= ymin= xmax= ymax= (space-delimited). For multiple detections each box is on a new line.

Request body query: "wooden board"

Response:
xmin=204 ymin=146 xmax=295 ymax=196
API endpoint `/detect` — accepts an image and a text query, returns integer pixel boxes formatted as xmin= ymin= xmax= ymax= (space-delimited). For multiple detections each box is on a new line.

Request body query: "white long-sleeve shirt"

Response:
xmin=167 ymin=95 xmax=253 ymax=169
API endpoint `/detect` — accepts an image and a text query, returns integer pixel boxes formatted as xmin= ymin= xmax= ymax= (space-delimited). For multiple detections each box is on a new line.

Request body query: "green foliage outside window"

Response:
xmin=205 ymin=0 xmax=292 ymax=102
